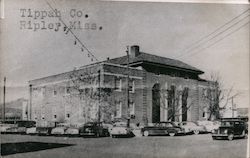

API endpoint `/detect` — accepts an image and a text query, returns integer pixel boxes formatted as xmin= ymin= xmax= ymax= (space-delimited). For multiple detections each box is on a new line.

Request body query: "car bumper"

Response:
xmin=80 ymin=133 xmax=96 ymax=136
xmin=212 ymin=134 xmax=228 ymax=137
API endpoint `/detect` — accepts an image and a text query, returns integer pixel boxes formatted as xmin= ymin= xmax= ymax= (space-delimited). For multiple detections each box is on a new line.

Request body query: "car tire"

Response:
xmin=194 ymin=130 xmax=199 ymax=135
xmin=143 ymin=131 xmax=149 ymax=137
xmin=228 ymin=134 xmax=234 ymax=141
xmin=169 ymin=132 xmax=175 ymax=137
xmin=212 ymin=136 xmax=217 ymax=140
xmin=242 ymin=130 xmax=248 ymax=139
xmin=111 ymin=135 xmax=116 ymax=138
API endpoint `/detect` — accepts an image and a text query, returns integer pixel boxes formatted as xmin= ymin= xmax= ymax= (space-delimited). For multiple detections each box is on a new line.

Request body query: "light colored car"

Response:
xmin=65 ymin=127 xmax=79 ymax=136
xmin=51 ymin=126 xmax=68 ymax=135
xmin=197 ymin=120 xmax=220 ymax=132
xmin=110 ymin=122 xmax=133 ymax=138
xmin=26 ymin=127 xmax=37 ymax=135
xmin=179 ymin=121 xmax=206 ymax=135
xmin=0 ymin=124 xmax=15 ymax=133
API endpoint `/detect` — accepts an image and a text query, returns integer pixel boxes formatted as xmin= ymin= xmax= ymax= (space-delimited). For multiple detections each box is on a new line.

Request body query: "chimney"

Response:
xmin=130 ymin=45 xmax=140 ymax=58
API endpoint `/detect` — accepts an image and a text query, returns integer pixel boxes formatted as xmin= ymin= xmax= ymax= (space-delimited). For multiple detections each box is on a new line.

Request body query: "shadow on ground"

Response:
xmin=1 ymin=142 xmax=74 ymax=156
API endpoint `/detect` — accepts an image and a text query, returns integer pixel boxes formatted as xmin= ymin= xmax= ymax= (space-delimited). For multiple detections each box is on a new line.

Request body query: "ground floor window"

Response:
xmin=130 ymin=102 xmax=135 ymax=115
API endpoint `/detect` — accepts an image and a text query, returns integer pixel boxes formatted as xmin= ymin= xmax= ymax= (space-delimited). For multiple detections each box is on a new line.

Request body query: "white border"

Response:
xmin=101 ymin=0 xmax=249 ymax=4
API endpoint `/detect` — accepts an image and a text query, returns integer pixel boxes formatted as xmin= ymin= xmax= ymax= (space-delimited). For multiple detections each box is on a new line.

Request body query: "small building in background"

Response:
xmin=28 ymin=45 xmax=216 ymax=127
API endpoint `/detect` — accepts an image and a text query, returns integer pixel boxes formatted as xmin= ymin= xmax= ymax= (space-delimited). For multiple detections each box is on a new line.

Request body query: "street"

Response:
xmin=1 ymin=134 xmax=248 ymax=158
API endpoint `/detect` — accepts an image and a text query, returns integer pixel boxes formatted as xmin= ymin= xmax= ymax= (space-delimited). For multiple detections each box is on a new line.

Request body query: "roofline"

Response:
xmin=28 ymin=61 xmax=143 ymax=84
xmin=123 ymin=60 xmax=204 ymax=74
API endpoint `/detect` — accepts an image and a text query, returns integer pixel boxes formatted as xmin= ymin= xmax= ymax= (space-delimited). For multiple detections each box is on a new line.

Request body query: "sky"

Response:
xmin=0 ymin=0 xmax=249 ymax=109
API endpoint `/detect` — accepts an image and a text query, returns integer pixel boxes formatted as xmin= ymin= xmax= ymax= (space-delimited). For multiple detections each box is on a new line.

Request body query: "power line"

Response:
xmin=176 ymin=13 xmax=249 ymax=58
xmin=178 ymin=21 xmax=249 ymax=58
xmin=174 ymin=8 xmax=249 ymax=58
xmin=45 ymin=0 xmax=99 ymax=62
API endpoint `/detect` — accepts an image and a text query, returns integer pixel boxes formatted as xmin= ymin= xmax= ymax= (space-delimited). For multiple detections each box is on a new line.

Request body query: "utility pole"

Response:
xmin=98 ymin=70 xmax=101 ymax=124
xmin=29 ymin=84 xmax=32 ymax=120
xmin=232 ymin=97 xmax=234 ymax=118
xmin=126 ymin=46 xmax=130 ymax=128
xmin=3 ymin=77 xmax=6 ymax=121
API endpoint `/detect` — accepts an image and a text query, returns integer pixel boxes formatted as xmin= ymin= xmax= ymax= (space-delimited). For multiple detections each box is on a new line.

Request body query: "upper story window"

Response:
xmin=114 ymin=77 xmax=122 ymax=91
xmin=53 ymin=90 xmax=57 ymax=96
xmin=66 ymin=87 xmax=70 ymax=94
xmin=129 ymin=79 xmax=135 ymax=93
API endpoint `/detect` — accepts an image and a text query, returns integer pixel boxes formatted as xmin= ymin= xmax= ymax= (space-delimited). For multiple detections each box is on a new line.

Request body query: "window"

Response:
xmin=130 ymin=102 xmax=135 ymax=115
xmin=66 ymin=87 xmax=70 ymax=94
xmin=129 ymin=79 xmax=135 ymax=93
xmin=53 ymin=90 xmax=57 ymax=96
xmin=202 ymin=112 xmax=206 ymax=117
xmin=114 ymin=77 xmax=122 ymax=91
xmin=202 ymin=88 xmax=208 ymax=97
xmin=115 ymin=101 xmax=122 ymax=118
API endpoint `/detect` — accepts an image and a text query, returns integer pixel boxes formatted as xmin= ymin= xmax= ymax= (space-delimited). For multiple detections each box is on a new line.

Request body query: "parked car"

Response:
xmin=5 ymin=126 xmax=26 ymax=134
xmin=79 ymin=122 xmax=110 ymax=137
xmin=196 ymin=120 xmax=219 ymax=132
xmin=65 ymin=127 xmax=79 ymax=136
xmin=2 ymin=120 xmax=36 ymax=134
xmin=51 ymin=126 xmax=68 ymax=136
xmin=178 ymin=121 xmax=206 ymax=135
xmin=142 ymin=122 xmax=185 ymax=137
xmin=36 ymin=127 xmax=53 ymax=136
xmin=26 ymin=127 xmax=37 ymax=135
xmin=212 ymin=120 xmax=248 ymax=141
xmin=0 ymin=123 xmax=16 ymax=133
xmin=110 ymin=122 xmax=134 ymax=138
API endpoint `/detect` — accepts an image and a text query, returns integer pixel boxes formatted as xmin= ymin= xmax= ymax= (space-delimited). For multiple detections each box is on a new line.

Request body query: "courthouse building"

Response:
xmin=28 ymin=45 xmax=215 ymax=127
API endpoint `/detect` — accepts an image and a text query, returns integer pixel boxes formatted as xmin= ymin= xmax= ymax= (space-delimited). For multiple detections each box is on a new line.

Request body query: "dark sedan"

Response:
xmin=142 ymin=122 xmax=185 ymax=137
xmin=212 ymin=120 xmax=248 ymax=141
xmin=79 ymin=122 xmax=109 ymax=137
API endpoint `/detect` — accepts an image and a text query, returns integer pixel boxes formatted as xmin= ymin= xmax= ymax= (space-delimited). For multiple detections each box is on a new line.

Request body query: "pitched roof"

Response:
xmin=107 ymin=52 xmax=204 ymax=74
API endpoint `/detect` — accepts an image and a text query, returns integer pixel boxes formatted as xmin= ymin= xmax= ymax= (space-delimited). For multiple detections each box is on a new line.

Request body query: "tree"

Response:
xmin=159 ymin=86 xmax=196 ymax=122
xmin=64 ymin=68 xmax=115 ymax=124
xmin=202 ymin=72 xmax=241 ymax=120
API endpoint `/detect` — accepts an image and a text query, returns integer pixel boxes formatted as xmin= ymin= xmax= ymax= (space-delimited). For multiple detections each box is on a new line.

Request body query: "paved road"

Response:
xmin=1 ymin=134 xmax=248 ymax=158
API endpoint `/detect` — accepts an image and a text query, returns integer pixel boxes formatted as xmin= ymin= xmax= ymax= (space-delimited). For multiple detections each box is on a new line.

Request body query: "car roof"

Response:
xmin=222 ymin=120 xmax=245 ymax=122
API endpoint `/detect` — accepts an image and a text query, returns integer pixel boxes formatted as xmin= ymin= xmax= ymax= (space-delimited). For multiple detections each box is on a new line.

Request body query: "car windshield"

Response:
xmin=221 ymin=121 xmax=234 ymax=126
xmin=114 ymin=122 xmax=127 ymax=127
xmin=84 ymin=122 xmax=96 ymax=126
xmin=159 ymin=122 xmax=174 ymax=127
xmin=187 ymin=122 xmax=198 ymax=126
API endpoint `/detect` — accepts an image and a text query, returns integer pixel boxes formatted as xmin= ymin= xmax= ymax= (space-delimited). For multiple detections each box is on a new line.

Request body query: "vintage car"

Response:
xmin=65 ymin=127 xmax=80 ymax=136
xmin=0 ymin=123 xmax=17 ymax=133
xmin=51 ymin=126 xmax=68 ymax=136
xmin=178 ymin=121 xmax=206 ymax=135
xmin=36 ymin=127 xmax=53 ymax=136
xmin=79 ymin=122 xmax=110 ymax=137
xmin=141 ymin=122 xmax=185 ymax=137
xmin=110 ymin=122 xmax=134 ymax=138
xmin=197 ymin=120 xmax=220 ymax=132
xmin=212 ymin=120 xmax=248 ymax=141
xmin=26 ymin=127 xmax=37 ymax=135
xmin=2 ymin=120 xmax=36 ymax=134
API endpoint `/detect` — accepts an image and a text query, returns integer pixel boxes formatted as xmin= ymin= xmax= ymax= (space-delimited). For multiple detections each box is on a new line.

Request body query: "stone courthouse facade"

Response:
xmin=28 ymin=46 xmax=215 ymax=127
